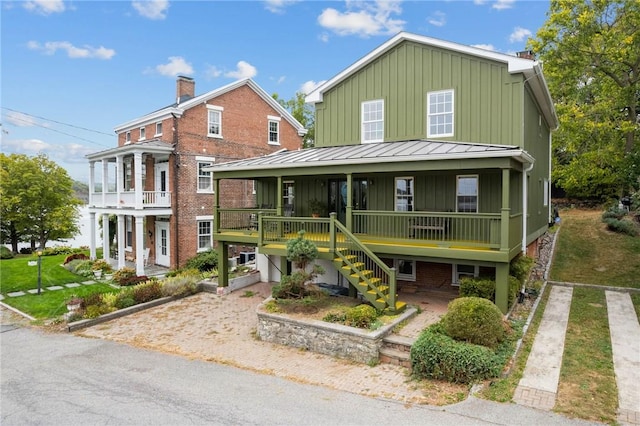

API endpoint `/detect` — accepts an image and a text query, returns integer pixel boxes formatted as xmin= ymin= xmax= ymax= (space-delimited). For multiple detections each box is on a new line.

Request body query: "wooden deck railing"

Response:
xmin=217 ymin=208 xmax=277 ymax=233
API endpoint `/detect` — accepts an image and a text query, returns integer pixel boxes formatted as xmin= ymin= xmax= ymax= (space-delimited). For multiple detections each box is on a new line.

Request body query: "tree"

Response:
xmin=529 ymin=0 xmax=640 ymax=199
xmin=272 ymin=92 xmax=315 ymax=148
xmin=0 ymin=153 xmax=82 ymax=251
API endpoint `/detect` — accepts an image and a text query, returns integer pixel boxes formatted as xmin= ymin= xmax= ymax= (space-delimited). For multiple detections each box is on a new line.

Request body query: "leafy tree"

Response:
xmin=272 ymin=92 xmax=315 ymax=148
xmin=0 ymin=153 xmax=82 ymax=251
xmin=529 ymin=0 xmax=640 ymax=199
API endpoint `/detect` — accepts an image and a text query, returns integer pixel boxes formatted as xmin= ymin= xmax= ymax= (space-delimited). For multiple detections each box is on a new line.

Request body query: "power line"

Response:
xmin=2 ymin=114 xmax=112 ymax=148
xmin=1 ymin=106 xmax=114 ymax=137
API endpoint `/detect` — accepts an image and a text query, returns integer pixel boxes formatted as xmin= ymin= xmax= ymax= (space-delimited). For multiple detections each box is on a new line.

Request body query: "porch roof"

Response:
xmin=206 ymin=139 xmax=534 ymax=174
xmin=86 ymin=139 xmax=174 ymax=161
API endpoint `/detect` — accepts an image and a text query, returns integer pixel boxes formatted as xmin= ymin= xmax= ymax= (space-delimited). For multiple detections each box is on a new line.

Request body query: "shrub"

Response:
xmin=82 ymin=292 xmax=104 ymax=307
xmin=460 ymin=277 xmax=495 ymax=300
xmin=441 ymin=297 xmax=506 ymax=349
xmin=113 ymin=267 xmax=136 ymax=285
xmin=84 ymin=304 xmax=115 ymax=319
xmin=602 ymin=206 xmax=627 ymax=220
xmin=344 ymin=304 xmax=379 ymax=328
xmin=64 ymin=253 xmax=89 ymax=265
xmin=603 ymin=217 xmax=638 ymax=236
xmin=101 ymin=292 xmax=118 ymax=308
xmin=286 ymin=231 xmax=318 ymax=269
xmin=322 ymin=311 xmax=347 ymax=323
xmin=114 ymin=290 xmax=135 ymax=309
xmin=0 ymin=246 xmax=15 ymax=259
xmin=73 ymin=260 xmax=95 ymax=277
xmin=411 ymin=323 xmax=502 ymax=384
xmin=91 ymin=259 xmax=113 ymax=273
xmin=131 ymin=280 xmax=163 ymax=304
xmin=510 ymin=254 xmax=534 ymax=285
xmin=161 ymin=274 xmax=199 ymax=297
xmin=19 ymin=247 xmax=32 ymax=255
xmin=119 ymin=275 xmax=149 ymax=287
xmin=42 ymin=246 xmax=76 ymax=256
xmin=184 ymin=250 xmax=218 ymax=272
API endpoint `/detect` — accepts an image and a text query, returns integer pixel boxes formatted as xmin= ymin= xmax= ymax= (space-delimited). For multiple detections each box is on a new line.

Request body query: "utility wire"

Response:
xmin=1 ymin=106 xmax=114 ymax=137
xmin=2 ymin=114 xmax=112 ymax=148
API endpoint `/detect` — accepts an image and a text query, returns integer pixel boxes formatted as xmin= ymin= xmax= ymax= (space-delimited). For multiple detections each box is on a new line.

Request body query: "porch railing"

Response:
xmin=260 ymin=216 xmax=331 ymax=247
xmin=218 ymin=208 xmax=277 ymax=233
xmin=90 ymin=191 xmax=172 ymax=208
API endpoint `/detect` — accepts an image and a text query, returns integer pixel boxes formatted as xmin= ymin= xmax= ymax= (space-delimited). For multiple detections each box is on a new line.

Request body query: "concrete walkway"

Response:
xmin=515 ymin=285 xmax=640 ymax=425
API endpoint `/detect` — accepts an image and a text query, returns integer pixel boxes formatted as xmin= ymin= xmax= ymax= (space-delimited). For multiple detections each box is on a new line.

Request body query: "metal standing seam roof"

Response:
xmin=206 ymin=140 xmax=533 ymax=173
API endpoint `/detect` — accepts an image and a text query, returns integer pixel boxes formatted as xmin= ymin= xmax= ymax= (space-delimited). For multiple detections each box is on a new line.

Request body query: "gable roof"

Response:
xmin=305 ymin=31 xmax=558 ymax=130
xmin=114 ymin=79 xmax=307 ymax=135
xmin=207 ymin=139 xmax=534 ymax=174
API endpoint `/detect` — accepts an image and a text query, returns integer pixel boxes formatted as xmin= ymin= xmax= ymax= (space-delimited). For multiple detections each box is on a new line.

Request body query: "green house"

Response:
xmin=209 ymin=32 xmax=558 ymax=314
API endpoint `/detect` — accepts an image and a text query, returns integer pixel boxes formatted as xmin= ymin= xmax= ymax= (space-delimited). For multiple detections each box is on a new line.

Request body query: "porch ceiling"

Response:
xmin=206 ymin=139 xmax=533 ymax=178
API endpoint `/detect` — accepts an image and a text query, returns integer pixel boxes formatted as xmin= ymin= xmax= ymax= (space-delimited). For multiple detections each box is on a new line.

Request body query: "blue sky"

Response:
xmin=1 ymin=0 xmax=551 ymax=182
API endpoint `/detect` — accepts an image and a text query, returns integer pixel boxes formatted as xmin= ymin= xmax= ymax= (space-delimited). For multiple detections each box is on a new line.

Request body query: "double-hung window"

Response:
xmin=268 ymin=116 xmax=280 ymax=145
xmin=207 ymin=105 xmax=223 ymax=138
xmin=155 ymin=122 xmax=162 ymax=136
xmin=196 ymin=216 xmax=213 ymax=252
xmin=394 ymin=259 xmax=416 ymax=281
xmin=196 ymin=157 xmax=214 ymax=193
xmin=125 ymin=216 xmax=133 ymax=249
xmin=427 ymin=89 xmax=454 ymax=137
xmin=361 ymin=99 xmax=384 ymax=143
xmin=139 ymin=126 xmax=146 ymax=141
xmin=125 ymin=131 xmax=131 ymax=144
xmin=456 ymin=175 xmax=478 ymax=213
xmin=395 ymin=177 xmax=414 ymax=212
xmin=452 ymin=264 xmax=479 ymax=286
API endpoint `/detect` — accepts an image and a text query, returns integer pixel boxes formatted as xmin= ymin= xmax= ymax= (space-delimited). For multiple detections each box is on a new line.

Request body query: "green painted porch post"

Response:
xmin=346 ymin=173 xmax=353 ymax=231
xmin=214 ymin=178 xmax=220 ymax=233
xmin=500 ymin=168 xmax=511 ymax=252
xmin=217 ymin=241 xmax=229 ymax=288
xmin=329 ymin=212 xmax=336 ymax=251
xmin=495 ymin=262 xmax=509 ymax=313
xmin=276 ymin=176 xmax=283 ymax=216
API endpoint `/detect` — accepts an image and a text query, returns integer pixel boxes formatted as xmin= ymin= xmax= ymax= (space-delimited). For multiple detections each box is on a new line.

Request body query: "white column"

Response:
xmin=102 ymin=214 xmax=110 ymax=261
xmin=135 ymin=216 xmax=145 ymax=275
xmin=134 ymin=152 xmax=143 ymax=209
xmin=117 ymin=214 xmax=125 ymax=270
xmin=88 ymin=162 xmax=95 ymax=206
xmin=116 ymin=155 xmax=124 ymax=207
xmin=101 ymin=160 xmax=108 ymax=206
xmin=89 ymin=212 xmax=97 ymax=260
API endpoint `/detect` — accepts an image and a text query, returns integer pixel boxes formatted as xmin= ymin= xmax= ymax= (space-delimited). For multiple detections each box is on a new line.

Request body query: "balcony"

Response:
xmin=90 ymin=190 xmax=172 ymax=209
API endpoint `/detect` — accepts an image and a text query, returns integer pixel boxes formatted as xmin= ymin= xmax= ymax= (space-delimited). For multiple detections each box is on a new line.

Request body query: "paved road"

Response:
xmin=1 ymin=326 xmax=599 ymax=426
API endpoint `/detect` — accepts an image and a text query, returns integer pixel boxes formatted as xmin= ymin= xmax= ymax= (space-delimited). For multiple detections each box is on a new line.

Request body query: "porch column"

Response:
xmin=117 ymin=214 xmax=126 ymax=270
xmin=495 ymin=263 xmax=509 ymax=314
xmin=134 ymin=216 xmax=144 ymax=276
xmin=134 ymin=152 xmax=143 ymax=209
xmin=345 ymin=173 xmax=353 ymax=231
xmin=101 ymin=160 xmax=109 ymax=206
xmin=217 ymin=242 xmax=229 ymax=289
xmin=102 ymin=214 xmax=110 ymax=261
xmin=89 ymin=212 xmax=97 ymax=260
xmin=88 ymin=162 xmax=95 ymax=206
xmin=116 ymin=155 xmax=124 ymax=207
xmin=500 ymin=168 xmax=511 ymax=252
xmin=276 ymin=176 xmax=283 ymax=216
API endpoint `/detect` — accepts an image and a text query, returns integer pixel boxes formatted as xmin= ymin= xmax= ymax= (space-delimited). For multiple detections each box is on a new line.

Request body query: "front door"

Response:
xmin=155 ymin=221 xmax=170 ymax=267
xmin=155 ymin=163 xmax=169 ymax=206
xmin=329 ymin=179 xmax=368 ymax=224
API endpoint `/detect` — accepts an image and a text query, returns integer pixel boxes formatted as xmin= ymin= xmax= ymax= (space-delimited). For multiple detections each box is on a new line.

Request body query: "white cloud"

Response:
xmin=155 ymin=56 xmax=193 ymax=77
xmin=224 ymin=61 xmax=257 ymax=79
xmin=2 ymin=139 xmax=96 ymax=164
xmin=472 ymin=43 xmax=496 ymax=51
xmin=318 ymin=33 xmax=330 ymax=43
xmin=299 ymin=80 xmax=326 ymax=95
xmin=509 ymin=27 xmax=532 ymax=43
xmin=132 ymin=0 xmax=169 ymax=20
xmin=4 ymin=111 xmax=40 ymax=127
xmin=205 ymin=65 xmax=222 ymax=78
xmin=272 ymin=75 xmax=286 ymax=84
xmin=264 ymin=0 xmax=299 ymax=14
xmin=23 ymin=0 xmax=65 ymax=15
xmin=2 ymin=138 xmax=52 ymax=154
xmin=493 ymin=0 xmax=515 ymax=10
xmin=318 ymin=0 xmax=405 ymax=37
xmin=427 ymin=11 xmax=446 ymax=27
xmin=27 ymin=41 xmax=116 ymax=60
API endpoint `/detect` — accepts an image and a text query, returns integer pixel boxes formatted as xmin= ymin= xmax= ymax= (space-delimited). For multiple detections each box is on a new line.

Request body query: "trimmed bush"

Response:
xmin=64 ymin=253 xmax=89 ymax=265
xmin=160 ymin=274 xmax=199 ymax=297
xmin=344 ymin=304 xmax=379 ymax=328
xmin=602 ymin=207 xmax=627 ymax=220
xmin=119 ymin=275 xmax=149 ymax=287
xmin=603 ymin=217 xmax=638 ymax=236
xmin=113 ymin=267 xmax=136 ymax=285
xmin=114 ymin=290 xmax=135 ymax=309
xmin=460 ymin=277 xmax=495 ymax=300
xmin=411 ymin=323 xmax=502 ymax=384
xmin=184 ymin=250 xmax=218 ymax=272
xmin=130 ymin=280 xmax=163 ymax=304
xmin=510 ymin=254 xmax=534 ymax=285
xmin=19 ymin=247 xmax=32 ymax=255
xmin=0 ymin=246 xmax=15 ymax=259
xmin=441 ymin=297 xmax=505 ymax=348
xmin=73 ymin=260 xmax=94 ymax=277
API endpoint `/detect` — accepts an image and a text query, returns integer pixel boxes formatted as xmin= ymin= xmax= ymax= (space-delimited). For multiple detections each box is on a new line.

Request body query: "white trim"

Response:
xmin=268 ymin=118 xmax=280 ymax=145
xmin=427 ymin=89 xmax=454 ymax=138
xmin=138 ymin=126 xmax=146 ymax=141
xmin=154 ymin=122 xmax=163 ymax=137
xmin=207 ymin=107 xmax=222 ymax=138
xmin=197 ymin=159 xmax=215 ymax=193
xmin=361 ymin=99 xmax=384 ymax=144
xmin=267 ymin=115 xmax=281 ymax=121
xmin=394 ymin=176 xmax=414 ymax=212
xmin=394 ymin=258 xmax=416 ymax=281
xmin=195 ymin=155 xmax=215 ymax=162
xmin=206 ymin=104 xmax=224 ymax=112
xmin=196 ymin=217 xmax=214 ymax=252
xmin=196 ymin=215 xmax=214 ymax=221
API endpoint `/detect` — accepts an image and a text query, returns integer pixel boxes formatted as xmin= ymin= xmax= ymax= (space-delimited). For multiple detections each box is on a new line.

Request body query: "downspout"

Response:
xmin=522 ymin=160 xmax=534 ymax=253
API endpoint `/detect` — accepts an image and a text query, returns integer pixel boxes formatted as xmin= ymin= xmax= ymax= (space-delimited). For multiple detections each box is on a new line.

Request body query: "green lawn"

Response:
xmin=0 ymin=253 xmax=89 ymax=293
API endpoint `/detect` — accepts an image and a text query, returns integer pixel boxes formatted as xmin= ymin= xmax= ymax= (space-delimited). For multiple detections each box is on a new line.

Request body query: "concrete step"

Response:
xmin=379 ymin=347 xmax=411 ymax=369
xmin=382 ymin=334 xmax=414 ymax=353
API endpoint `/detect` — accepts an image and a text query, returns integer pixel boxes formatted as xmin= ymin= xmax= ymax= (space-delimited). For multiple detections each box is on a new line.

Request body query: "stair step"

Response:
xmin=378 ymin=347 xmax=411 ymax=369
xmin=351 ymin=270 xmax=373 ymax=279
xmin=366 ymin=285 xmax=389 ymax=297
xmin=382 ymin=334 xmax=415 ymax=353
xmin=336 ymin=254 xmax=357 ymax=262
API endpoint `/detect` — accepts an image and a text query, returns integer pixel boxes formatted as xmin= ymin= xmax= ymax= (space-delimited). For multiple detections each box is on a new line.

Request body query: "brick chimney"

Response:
xmin=176 ymin=76 xmax=195 ymax=104
xmin=516 ymin=50 xmax=535 ymax=60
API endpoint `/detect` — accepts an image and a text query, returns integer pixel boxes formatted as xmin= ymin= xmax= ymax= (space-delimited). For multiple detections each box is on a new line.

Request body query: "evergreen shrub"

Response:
xmin=441 ymin=297 xmax=506 ymax=348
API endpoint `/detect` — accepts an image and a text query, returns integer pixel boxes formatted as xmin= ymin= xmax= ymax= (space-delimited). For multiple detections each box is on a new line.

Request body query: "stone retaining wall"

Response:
xmin=256 ymin=299 xmax=416 ymax=364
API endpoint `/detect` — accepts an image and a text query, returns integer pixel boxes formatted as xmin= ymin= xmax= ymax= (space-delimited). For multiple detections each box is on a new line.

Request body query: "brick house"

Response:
xmin=86 ymin=77 xmax=306 ymax=274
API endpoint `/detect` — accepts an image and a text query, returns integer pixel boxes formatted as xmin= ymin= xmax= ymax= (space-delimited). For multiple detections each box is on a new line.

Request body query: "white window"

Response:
xmin=283 ymin=181 xmax=294 ymax=214
xmin=197 ymin=216 xmax=213 ymax=252
xmin=207 ymin=105 xmax=223 ymax=138
xmin=457 ymin=175 xmax=478 ymax=213
xmin=452 ymin=264 xmax=479 ymax=286
xmin=427 ymin=89 xmax=454 ymax=137
xmin=125 ymin=216 xmax=133 ymax=250
xmin=125 ymin=131 xmax=131 ymax=144
xmin=197 ymin=160 xmax=214 ymax=193
xmin=139 ymin=126 xmax=146 ymax=141
xmin=268 ymin=115 xmax=280 ymax=145
xmin=361 ymin=99 xmax=384 ymax=143
xmin=123 ymin=158 xmax=133 ymax=191
xmin=155 ymin=122 xmax=162 ymax=136
xmin=543 ymin=178 xmax=549 ymax=207
xmin=395 ymin=177 xmax=413 ymax=212
xmin=394 ymin=259 xmax=416 ymax=281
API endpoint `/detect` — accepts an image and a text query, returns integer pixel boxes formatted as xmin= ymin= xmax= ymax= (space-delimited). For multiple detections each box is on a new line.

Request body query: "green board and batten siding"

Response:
xmin=315 ymin=41 xmax=525 ymax=148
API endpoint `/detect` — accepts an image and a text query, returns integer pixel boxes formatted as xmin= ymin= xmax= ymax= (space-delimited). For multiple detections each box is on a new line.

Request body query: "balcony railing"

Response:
xmin=217 ymin=208 xmax=277 ymax=233
xmin=90 ymin=191 xmax=172 ymax=208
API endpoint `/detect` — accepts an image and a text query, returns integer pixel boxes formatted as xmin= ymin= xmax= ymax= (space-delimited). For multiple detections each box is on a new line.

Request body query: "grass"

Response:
xmin=551 ymin=209 xmax=640 ymax=288
xmin=2 ymin=283 xmax=117 ymax=319
xmin=0 ymin=253 xmax=89 ymax=293
xmin=555 ymin=287 xmax=618 ymax=424
xmin=632 ymin=293 xmax=640 ymax=322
